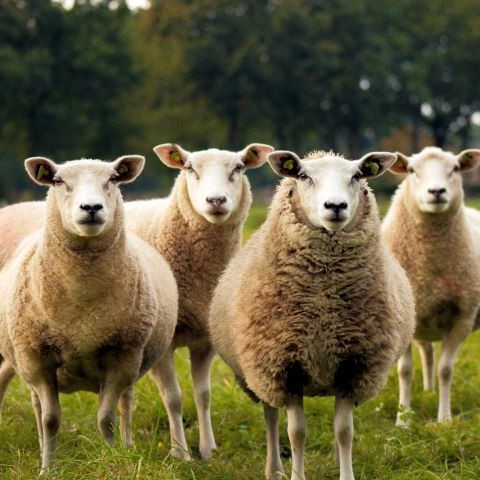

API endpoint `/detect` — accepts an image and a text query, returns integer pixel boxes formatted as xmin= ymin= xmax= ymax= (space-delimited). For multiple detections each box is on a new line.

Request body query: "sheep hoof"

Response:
xmin=171 ymin=447 xmax=192 ymax=462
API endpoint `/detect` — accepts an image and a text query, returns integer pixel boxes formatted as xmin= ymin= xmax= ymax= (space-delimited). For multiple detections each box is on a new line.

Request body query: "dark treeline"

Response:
xmin=1 ymin=0 xmax=480 ymax=200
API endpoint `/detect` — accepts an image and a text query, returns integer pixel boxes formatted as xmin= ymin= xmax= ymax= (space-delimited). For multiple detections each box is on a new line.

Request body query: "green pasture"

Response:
xmin=2 ymin=196 xmax=480 ymax=479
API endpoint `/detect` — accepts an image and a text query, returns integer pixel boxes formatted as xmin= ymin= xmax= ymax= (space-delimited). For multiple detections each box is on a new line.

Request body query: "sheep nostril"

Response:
xmin=80 ymin=203 xmax=103 ymax=213
xmin=206 ymin=196 xmax=227 ymax=206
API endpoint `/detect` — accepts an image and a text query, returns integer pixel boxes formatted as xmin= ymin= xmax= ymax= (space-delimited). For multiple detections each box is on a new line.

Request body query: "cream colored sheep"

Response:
xmin=124 ymin=142 xmax=273 ymax=459
xmin=0 ymin=156 xmax=178 ymax=472
xmin=209 ymin=150 xmax=415 ymax=480
xmin=382 ymin=146 xmax=480 ymax=424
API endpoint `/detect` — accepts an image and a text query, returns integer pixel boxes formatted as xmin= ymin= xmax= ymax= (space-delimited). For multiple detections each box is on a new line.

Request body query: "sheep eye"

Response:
xmin=298 ymin=172 xmax=310 ymax=182
xmin=53 ymin=177 xmax=64 ymax=186
xmin=186 ymin=165 xmax=199 ymax=179
xmin=351 ymin=172 xmax=361 ymax=183
xmin=407 ymin=167 xmax=415 ymax=174
xmin=453 ymin=165 xmax=460 ymax=173
xmin=229 ymin=165 xmax=243 ymax=182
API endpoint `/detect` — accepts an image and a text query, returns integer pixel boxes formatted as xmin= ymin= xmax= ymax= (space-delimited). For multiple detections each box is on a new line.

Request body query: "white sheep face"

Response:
xmin=25 ymin=156 xmax=145 ymax=237
xmin=268 ymin=150 xmax=396 ymax=232
xmin=389 ymin=147 xmax=480 ymax=214
xmin=154 ymin=143 xmax=273 ymax=224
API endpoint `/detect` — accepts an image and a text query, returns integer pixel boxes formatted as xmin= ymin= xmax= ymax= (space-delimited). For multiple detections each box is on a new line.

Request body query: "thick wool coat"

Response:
xmin=125 ymin=171 xmax=252 ymax=348
xmin=382 ymin=181 xmax=480 ymax=341
xmin=0 ymin=189 xmax=177 ymax=392
xmin=210 ymin=178 xmax=415 ymax=408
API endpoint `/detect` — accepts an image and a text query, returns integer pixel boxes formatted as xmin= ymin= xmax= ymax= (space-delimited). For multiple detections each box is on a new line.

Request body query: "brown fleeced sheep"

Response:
xmin=382 ymin=146 xmax=480 ymax=424
xmin=0 ymin=156 xmax=178 ymax=473
xmin=209 ymin=150 xmax=415 ymax=480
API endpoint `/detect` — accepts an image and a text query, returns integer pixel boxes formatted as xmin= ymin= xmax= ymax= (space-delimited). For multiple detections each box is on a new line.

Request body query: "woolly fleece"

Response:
xmin=125 ymin=171 xmax=251 ymax=348
xmin=209 ymin=176 xmax=415 ymax=408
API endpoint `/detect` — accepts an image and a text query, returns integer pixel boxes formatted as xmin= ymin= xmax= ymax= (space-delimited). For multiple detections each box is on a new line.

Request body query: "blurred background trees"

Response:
xmin=1 ymin=0 xmax=480 ymax=200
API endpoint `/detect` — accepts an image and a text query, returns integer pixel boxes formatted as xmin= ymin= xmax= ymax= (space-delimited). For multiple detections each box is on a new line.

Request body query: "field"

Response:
xmin=1 ymin=197 xmax=480 ymax=479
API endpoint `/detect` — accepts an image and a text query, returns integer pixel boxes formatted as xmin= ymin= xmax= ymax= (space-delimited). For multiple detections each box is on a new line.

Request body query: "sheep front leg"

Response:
xmin=118 ymin=386 xmax=134 ymax=448
xmin=334 ymin=397 xmax=355 ymax=480
xmin=149 ymin=347 xmax=191 ymax=461
xmin=437 ymin=321 xmax=470 ymax=422
xmin=286 ymin=395 xmax=306 ymax=480
xmin=31 ymin=378 xmax=61 ymax=473
xmin=31 ymin=390 xmax=44 ymax=452
xmin=189 ymin=345 xmax=217 ymax=459
xmin=263 ymin=403 xmax=284 ymax=480
xmin=396 ymin=343 xmax=413 ymax=426
xmin=416 ymin=341 xmax=434 ymax=391
xmin=98 ymin=364 xmax=138 ymax=445
xmin=0 ymin=360 xmax=15 ymax=422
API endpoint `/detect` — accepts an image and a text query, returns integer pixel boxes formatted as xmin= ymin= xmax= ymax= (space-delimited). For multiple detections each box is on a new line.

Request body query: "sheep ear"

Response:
xmin=112 ymin=155 xmax=145 ymax=184
xmin=238 ymin=143 xmax=274 ymax=169
xmin=24 ymin=157 xmax=58 ymax=186
xmin=153 ymin=143 xmax=190 ymax=169
xmin=388 ymin=152 xmax=410 ymax=175
xmin=357 ymin=152 xmax=397 ymax=178
xmin=457 ymin=149 xmax=480 ymax=172
xmin=267 ymin=151 xmax=302 ymax=178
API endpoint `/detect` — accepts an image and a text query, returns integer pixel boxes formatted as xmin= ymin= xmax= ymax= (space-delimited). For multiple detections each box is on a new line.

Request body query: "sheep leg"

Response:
xmin=334 ymin=397 xmax=355 ymax=480
xmin=149 ymin=348 xmax=191 ymax=461
xmin=286 ymin=395 xmax=306 ymax=480
xmin=98 ymin=367 xmax=136 ymax=445
xmin=118 ymin=385 xmax=134 ymax=448
xmin=263 ymin=403 xmax=284 ymax=480
xmin=396 ymin=343 xmax=413 ymax=426
xmin=31 ymin=378 xmax=61 ymax=473
xmin=0 ymin=360 xmax=15 ymax=422
xmin=437 ymin=324 xmax=468 ymax=422
xmin=189 ymin=345 xmax=217 ymax=459
xmin=31 ymin=390 xmax=44 ymax=452
xmin=416 ymin=341 xmax=434 ymax=390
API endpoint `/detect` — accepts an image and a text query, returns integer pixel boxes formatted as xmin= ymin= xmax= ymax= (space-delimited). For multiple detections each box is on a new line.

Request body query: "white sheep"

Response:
xmin=0 ymin=156 xmax=178 ymax=472
xmin=382 ymin=146 xmax=480 ymax=424
xmin=124 ymin=142 xmax=273 ymax=459
xmin=209 ymin=150 xmax=416 ymax=480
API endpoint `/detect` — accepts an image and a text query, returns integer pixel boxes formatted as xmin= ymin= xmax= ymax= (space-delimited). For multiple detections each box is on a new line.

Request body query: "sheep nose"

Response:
xmin=324 ymin=201 xmax=348 ymax=214
xmin=428 ymin=188 xmax=447 ymax=196
xmin=80 ymin=203 xmax=103 ymax=214
xmin=206 ymin=196 xmax=227 ymax=207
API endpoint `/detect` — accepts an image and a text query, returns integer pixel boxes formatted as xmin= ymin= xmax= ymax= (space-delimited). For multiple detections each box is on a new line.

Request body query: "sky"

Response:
xmin=57 ymin=0 xmax=151 ymax=10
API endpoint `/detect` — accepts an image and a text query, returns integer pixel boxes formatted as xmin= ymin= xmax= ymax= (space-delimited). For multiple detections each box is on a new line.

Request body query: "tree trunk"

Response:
xmin=228 ymin=109 xmax=239 ymax=150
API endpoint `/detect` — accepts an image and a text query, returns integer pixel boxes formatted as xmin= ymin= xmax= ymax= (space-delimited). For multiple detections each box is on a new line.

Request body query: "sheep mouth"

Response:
xmin=79 ymin=217 xmax=105 ymax=226
xmin=208 ymin=208 xmax=229 ymax=216
xmin=427 ymin=198 xmax=447 ymax=205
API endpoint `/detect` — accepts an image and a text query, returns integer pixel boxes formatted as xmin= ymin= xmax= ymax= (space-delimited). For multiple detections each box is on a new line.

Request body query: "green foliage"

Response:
xmin=2 ymin=335 xmax=480 ymax=479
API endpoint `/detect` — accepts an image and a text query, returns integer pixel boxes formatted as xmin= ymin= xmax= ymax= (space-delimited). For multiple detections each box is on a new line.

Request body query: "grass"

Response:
xmin=2 ymin=197 xmax=480 ymax=479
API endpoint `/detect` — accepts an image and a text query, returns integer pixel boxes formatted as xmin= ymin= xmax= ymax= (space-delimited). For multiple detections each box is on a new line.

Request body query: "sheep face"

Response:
xmin=268 ymin=150 xmax=395 ymax=232
xmin=25 ymin=155 xmax=145 ymax=237
xmin=153 ymin=143 xmax=273 ymax=224
xmin=389 ymin=147 xmax=480 ymax=214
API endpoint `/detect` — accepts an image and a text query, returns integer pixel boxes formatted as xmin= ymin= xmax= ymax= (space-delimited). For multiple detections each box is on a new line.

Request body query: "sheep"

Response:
xmin=208 ymin=149 xmax=416 ymax=480
xmin=0 ymin=155 xmax=178 ymax=472
xmin=381 ymin=146 xmax=480 ymax=424
xmin=124 ymin=142 xmax=273 ymax=460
